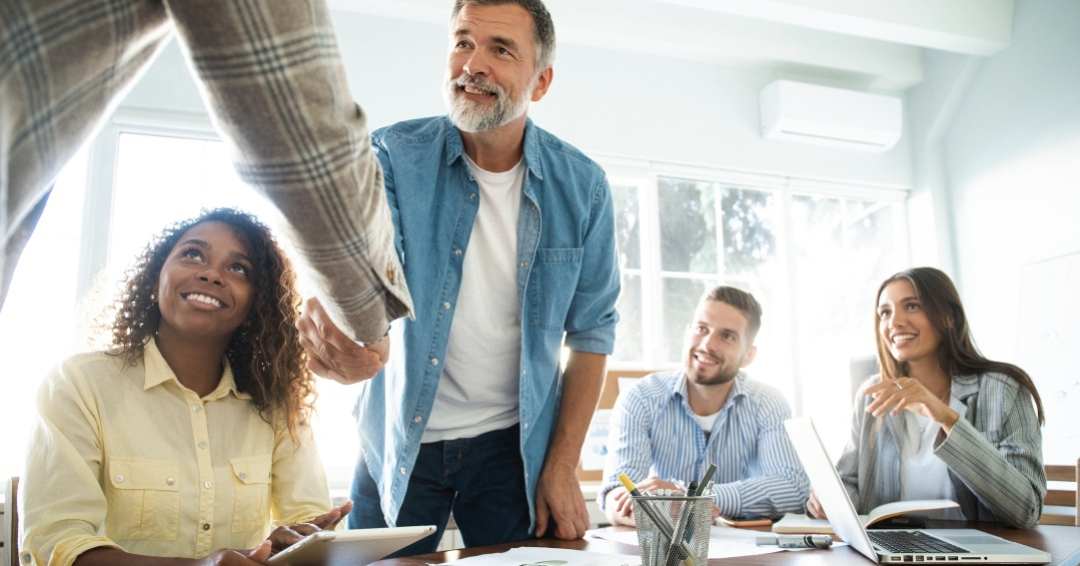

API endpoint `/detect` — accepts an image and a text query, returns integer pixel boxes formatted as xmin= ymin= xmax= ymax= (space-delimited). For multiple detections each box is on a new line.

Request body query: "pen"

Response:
xmin=681 ymin=467 xmax=717 ymax=545
xmin=755 ymin=535 xmax=833 ymax=549
xmin=664 ymin=481 xmax=698 ymax=566
xmin=693 ymin=464 xmax=717 ymax=497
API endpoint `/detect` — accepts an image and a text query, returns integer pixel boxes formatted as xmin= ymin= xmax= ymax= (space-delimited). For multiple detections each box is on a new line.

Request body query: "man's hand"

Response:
xmin=605 ymin=476 xmax=683 ymax=526
xmin=632 ymin=476 xmax=682 ymax=494
xmin=296 ymin=297 xmax=388 ymax=384
xmin=534 ymin=462 xmax=589 ymax=540
xmin=605 ymin=486 xmax=635 ymax=526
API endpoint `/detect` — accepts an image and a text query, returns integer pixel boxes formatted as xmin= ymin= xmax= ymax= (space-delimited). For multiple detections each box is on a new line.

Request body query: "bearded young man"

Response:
xmin=296 ymin=0 xmax=620 ymax=554
xmin=599 ymin=286 xmax=808 ymax=526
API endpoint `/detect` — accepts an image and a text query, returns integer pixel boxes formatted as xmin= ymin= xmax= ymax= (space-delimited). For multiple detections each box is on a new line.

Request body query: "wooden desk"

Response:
xmin=372 ymin=522 xmax=1080 ymax=566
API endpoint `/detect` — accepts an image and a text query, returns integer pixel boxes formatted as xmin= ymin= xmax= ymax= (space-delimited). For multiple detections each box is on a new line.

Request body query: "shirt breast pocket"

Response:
xmin=529 ymin=248 xmax=584 ymax=331
xmin=106 ymin=458 xmax=180 ymax=540
xmin=231 ymin=455 xmax=272 ymax=533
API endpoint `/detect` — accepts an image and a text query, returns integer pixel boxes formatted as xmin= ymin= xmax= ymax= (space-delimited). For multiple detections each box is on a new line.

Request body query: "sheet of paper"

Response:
xmin=589 ymin=526 xmax=845 ymax=559
xmin=437 ymin=546 xmax=640 ymax=566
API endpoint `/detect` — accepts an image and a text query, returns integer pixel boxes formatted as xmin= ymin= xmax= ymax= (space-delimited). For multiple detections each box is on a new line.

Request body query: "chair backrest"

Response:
xmin=3 ymin=476 xmax=19 ymax=566
xmin=577 ymin=368 xmax=665 ymax=482
xmin=1040 ymin=459 xmax=1079 ymax=526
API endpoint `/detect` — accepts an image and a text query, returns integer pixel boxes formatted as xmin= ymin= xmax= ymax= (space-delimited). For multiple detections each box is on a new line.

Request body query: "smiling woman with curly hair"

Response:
xmin=109 ymin=208 xmax=315 ymax=440
xmin=20 ymin=208 xmax=354 ymax=566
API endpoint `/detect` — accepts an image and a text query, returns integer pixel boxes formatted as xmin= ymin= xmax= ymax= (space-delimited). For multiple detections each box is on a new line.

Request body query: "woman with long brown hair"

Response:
xmin=21 ymin=209 xmax=351 ymax=566
xmin=807 ymin=267 xmax=1045 ymax=528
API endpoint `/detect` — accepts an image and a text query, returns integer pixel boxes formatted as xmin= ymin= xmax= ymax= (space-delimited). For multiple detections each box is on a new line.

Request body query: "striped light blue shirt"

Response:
xmin=600 ymin=371 xmax=809 ymax=519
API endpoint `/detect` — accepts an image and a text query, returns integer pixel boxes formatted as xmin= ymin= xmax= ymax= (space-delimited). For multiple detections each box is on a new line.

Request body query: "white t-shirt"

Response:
xmin=900 ymin=412 xmax=964 ymax=520
xmin=691 ymin=410 xmax=721 ymax=438
xmin=422 ymin=156 xmax=525 ymax=443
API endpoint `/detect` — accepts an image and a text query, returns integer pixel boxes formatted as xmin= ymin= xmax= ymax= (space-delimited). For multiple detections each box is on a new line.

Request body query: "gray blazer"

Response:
xmin=836 ymin=373 xmax=1045 ymax=528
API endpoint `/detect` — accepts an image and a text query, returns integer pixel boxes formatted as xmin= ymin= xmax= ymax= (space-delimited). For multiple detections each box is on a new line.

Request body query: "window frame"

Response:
xmin=77 ymin=109 xmax=222 ymax=301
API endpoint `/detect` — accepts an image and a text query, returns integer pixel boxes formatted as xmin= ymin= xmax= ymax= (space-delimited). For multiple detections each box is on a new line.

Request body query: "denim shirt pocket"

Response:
xmin=529 ymin=248 xmax=584 ymax=330
xmin=230 ymin=455 xmax=273 ymax=533
xmin=105 ymin=457 xmax=180 ymax=540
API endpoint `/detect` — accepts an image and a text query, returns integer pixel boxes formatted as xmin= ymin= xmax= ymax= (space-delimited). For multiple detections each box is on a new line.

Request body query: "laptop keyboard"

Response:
xmin=869 ymin=531 xmax=968 ymax=554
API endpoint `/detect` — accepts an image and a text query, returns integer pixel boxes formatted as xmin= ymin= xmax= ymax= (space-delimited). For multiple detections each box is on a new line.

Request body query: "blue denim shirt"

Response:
xmin=354 ymin=116 xmax=620 ymax=527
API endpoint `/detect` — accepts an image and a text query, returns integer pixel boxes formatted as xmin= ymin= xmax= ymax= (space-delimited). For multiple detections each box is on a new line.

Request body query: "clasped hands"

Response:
xmin=864 ymin=377 xmax=959 ymax=432
xmin=296 ymin=297 xmax=388 ymax=384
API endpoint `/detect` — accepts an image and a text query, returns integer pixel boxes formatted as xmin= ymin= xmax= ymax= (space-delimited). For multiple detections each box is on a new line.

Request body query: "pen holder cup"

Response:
xmin=632 ymin=495 xmax=712 ymax=566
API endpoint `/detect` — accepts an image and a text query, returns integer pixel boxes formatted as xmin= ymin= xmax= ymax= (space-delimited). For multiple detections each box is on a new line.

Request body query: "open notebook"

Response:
xmin=773 ymin=498 xmax=959 ymax=534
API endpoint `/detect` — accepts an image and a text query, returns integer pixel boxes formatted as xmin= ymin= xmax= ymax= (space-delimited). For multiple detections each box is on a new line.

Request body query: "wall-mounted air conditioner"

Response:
xmin=759 ymin=80 xmax=902 ymax=153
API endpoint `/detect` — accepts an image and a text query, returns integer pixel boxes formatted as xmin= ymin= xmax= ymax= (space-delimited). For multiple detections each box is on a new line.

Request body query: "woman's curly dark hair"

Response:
xmin=108 ymin=208 xmax=315 ymax=440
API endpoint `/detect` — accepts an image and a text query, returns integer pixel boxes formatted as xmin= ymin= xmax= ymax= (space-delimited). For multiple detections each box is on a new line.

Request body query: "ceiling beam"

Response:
xmin=548 ymin=0 xmax=923 ymax=91
xmin=655 ymin=0 xmax=1014 ymax=56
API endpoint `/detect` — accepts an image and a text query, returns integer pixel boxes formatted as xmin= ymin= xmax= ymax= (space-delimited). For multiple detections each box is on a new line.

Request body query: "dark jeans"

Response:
xmin=347 ymin=424 xmax=532 ymax=556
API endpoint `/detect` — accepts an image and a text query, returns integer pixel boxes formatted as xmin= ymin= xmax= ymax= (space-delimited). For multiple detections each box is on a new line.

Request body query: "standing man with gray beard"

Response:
xmin=297 ymin=0 xmax=620 ymax=553
xmin=599 ymin=286 xmax=808 ymax=526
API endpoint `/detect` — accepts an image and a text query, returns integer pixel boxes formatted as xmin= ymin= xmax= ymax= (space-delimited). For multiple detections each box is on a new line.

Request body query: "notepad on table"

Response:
xmin=772 ymin=499 xmax=959 ymax=535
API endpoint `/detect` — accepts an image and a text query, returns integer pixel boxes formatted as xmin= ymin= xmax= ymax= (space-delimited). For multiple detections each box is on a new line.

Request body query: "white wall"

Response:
xmin=118 ymin=10 xmax=914 ymax=190
xmin=926 ymin=0 xmax=1080 ymax=361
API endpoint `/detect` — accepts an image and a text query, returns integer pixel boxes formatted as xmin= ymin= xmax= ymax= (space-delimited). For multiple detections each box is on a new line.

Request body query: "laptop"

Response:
xmin=783 ymin=417 xmax=1050 ymax=564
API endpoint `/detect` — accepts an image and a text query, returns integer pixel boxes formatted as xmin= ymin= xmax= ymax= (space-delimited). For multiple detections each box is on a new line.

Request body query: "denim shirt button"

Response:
xmin=454 ymin=249 xmax=463 ymax=256
xmin=519 ymin=261 xmax=527 ymax=269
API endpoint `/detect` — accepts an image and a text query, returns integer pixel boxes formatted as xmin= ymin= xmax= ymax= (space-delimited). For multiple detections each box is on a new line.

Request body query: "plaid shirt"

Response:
xmin=0 ymin=0 xmax=412 ymax=342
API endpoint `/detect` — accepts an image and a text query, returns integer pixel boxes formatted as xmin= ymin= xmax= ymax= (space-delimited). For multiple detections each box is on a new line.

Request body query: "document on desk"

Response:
xmin=590 ymin=526 xmax=845 ymax=559
xmin=436 ymin=546 xmax=641 ymax=566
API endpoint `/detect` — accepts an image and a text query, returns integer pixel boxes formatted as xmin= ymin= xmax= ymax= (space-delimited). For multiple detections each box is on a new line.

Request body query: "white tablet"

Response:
xmin=266 ymin=525 xmax=437 ymax=566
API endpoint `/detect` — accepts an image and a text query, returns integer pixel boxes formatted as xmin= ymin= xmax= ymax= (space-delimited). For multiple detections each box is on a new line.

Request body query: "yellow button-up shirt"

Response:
xmin=19 ymin=339 xmax=332 ymax=566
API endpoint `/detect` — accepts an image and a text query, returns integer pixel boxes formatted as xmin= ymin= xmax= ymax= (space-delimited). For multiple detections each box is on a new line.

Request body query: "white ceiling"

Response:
xmin=327 ymin=0 xmax=1014 ymax=92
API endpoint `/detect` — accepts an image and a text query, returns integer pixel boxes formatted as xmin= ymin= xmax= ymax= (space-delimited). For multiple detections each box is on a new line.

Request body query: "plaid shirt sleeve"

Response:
xmin=1 ymin=0 xmax=412 ymax=342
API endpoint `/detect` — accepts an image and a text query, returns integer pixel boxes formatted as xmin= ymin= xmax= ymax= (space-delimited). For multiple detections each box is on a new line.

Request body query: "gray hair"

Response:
xmin=451 ymin=0 xmax=556 ymax=72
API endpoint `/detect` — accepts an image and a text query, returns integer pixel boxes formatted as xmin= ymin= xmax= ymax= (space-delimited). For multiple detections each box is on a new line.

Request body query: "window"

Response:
xmin=603 ymin=159 xmax=908 ymax=454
